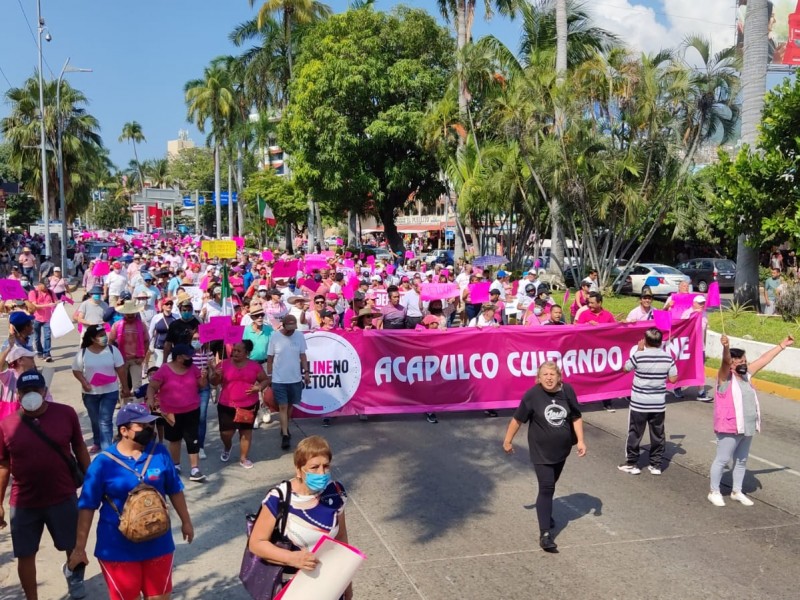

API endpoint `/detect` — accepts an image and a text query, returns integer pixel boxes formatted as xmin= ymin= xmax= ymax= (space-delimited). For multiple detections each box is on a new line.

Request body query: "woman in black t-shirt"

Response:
xmin=503 ymin=361 xmax=586 ymax=553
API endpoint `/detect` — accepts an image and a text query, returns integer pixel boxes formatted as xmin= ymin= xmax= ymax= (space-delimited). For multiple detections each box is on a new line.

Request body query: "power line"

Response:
xmin=0 ymin=64 xmax=12 ymax=89
xmin=15 ymin=0 xmax=56 ymax=78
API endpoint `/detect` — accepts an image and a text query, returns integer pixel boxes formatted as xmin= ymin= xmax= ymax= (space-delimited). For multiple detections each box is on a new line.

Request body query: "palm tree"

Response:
xmin=735 ymin=0 xmax=770 ymax=308
xmin=119 ymin=121 xmax=146 ymax=191
xmin=185 ymin=62 xmax=235 ymax=237
xmin=1 ymin=73 xmax=104 ymax=223
xmin=143 ymin=158 xmax=174 ymax=189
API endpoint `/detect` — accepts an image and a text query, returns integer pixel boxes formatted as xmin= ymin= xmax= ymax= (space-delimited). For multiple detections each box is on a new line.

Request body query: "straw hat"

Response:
xmin=117 ymin=300 xmax=143 ymax=315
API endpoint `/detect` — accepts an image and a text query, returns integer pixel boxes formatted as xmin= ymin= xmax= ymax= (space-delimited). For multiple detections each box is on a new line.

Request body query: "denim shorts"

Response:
xmin=271 ymin=382 xmax=303 ymax=406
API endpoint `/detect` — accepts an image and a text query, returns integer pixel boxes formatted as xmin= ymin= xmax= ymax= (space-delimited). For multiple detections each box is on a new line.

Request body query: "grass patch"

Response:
xmin=705 ymin=357 xmax=800 ymax=390
xmin=601 ymin=294 xmax=642 ymax=321
xmin=706 ymin=311 xmax=800 ymax=346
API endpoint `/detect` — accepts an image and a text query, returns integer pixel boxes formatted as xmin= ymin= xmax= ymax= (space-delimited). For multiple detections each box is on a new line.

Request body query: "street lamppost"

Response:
xmin=36 ymin=0 xmax=52 ymax=257
xmin=56 ymin=58 xmax=92 ymax=275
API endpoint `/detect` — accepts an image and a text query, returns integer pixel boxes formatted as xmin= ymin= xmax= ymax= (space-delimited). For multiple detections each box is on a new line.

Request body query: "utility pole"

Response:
xmin=36 ymin=0 xmax=51 ymax=257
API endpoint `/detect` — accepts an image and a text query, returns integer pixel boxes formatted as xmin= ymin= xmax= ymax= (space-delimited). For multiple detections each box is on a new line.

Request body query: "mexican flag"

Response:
xmin=257 ymin=197 xmax=277 ymax=227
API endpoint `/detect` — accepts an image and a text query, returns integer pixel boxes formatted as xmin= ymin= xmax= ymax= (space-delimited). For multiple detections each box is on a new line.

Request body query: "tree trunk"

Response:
xmin=214 ymin=143 xmax=222 ymax=238
xmin=133 ymin=142 xmax=145 ymax=192
xmin=452 ymin=0 xmax=468 ymax=263
xmin=735 ymin=0 xmax=769 ymax=309
xmin=555 ymin=0 xmax=568 ymax=77
xmin=236 ymin=142 xmax=245 ymax=235
xmin=378 ymin=198 xmax=404 ymax=254
xmin=347 ymin=210 xmax=358 ymax=246
xmin=548 ymin=0 xmax=568 ymax=286
xmin=307 ymin=196 xmax=316 ymax=251
xmin=315 ymin=202 xmax=324 ymax=244
xmin=227 ymin=159 xmax=235 ymax=237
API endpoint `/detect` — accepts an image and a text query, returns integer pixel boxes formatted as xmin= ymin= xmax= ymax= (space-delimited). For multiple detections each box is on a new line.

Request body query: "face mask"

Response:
xmin=304 ymin=471 xmax=331 ymax=493
xmin=131 ymin=426 xmax=155 ymax=447
xmin=182 ymin=357 xmax=194 ymax=367
xmin=92 ymin=294 xmax=102 ymax=301
xmin=181 ymin=311 xmax=194 ymax=320
xmin=534 ymin=307 xmax=543 ymax=316
xmin=191 ymin=341 xmax=202 ymax=351
xmin=735 ymin=364 xmax=748 ymax=375
xmin=21 ymin=391 xmax=44 ymax=412
xmin=96 ymin=336 xmax=108 ymax=347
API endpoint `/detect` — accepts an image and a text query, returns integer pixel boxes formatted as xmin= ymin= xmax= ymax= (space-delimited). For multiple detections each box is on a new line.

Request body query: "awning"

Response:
xmin=362 ymin=224 xmax=445 ymax=234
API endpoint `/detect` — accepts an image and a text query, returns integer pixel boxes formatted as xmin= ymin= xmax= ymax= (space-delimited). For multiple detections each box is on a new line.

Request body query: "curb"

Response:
xmin=704 ymin=366 xmax=800 ymax=402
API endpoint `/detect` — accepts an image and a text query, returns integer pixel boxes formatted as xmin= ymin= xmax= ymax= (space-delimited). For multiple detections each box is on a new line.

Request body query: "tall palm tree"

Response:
xmin=735 ymin=0 xmax=770 ymax=308
xmin=1 ymin=73 xmax=104 ymax=222
xmin=185 ymin=62 xmax=235 ymax=237
xmin=119 ymin=121 xmax=146 ymax=191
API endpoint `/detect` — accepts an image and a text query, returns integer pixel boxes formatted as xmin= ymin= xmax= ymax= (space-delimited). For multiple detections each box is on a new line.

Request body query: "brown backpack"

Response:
xmin=101 ymin=449 xmax=171 ymax=543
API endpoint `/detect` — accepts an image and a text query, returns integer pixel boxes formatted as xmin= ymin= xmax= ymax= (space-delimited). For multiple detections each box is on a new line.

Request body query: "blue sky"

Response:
xmin=1 ymin=1 xmax=729 ymax=170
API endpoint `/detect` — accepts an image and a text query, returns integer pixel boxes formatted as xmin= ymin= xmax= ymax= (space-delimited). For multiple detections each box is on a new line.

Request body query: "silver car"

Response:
xmin=626 ymin=263 xmax=691 ymax=297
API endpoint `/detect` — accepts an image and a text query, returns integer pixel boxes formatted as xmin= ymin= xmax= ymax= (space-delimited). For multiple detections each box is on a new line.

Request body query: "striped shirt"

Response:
xmin=624 ymin=348 xmax=677 ymax=412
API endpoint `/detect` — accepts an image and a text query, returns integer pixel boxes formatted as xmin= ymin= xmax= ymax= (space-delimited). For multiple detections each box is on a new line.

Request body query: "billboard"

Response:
xmin=738 ymin=0 xmax=800 ymax=66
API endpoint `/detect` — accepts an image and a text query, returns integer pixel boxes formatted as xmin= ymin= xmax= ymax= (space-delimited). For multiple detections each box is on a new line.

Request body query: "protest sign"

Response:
xmin=198 ymin=323 xmax=223 ymax=344
xmin=233 ymin=236 xmax=245 ymax=249
xmin=50 ymin=303 xmax=75 ymax=338
xmin=223 ymin=325 xmax=245 ymax=344
xmin=0 ymin=279 xmax=27 ymax=300
xmin=201 ymin=240 xmax=237 ymax=259
xmin=271 ymin=260 xmax=299 ymax=278
xmin=276 ymin=535 xmax=366 ymax=600
xmin=92 ymin=261 xmax=110 ymax=277
xmin=261 ymin=250 xmax=274 ymax=262
xmin=653 ymin=309 xmax=672 ymax=332
xmin=420 ymin=283 xmax=460 ymax=301
xmin=667 ymin=293 xmax=696 ymax=319
xmin=469 ymin=282 xmax=491 ymax=303
xmin=108 ymin=247 xmax=123 ymax=258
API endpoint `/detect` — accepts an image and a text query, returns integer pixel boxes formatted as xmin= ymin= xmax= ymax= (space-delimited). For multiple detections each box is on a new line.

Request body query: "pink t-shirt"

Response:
xmin=151 ymin=363 xmax=201 ymax=414
xmin=28 ymin=290 xmax=55 ymax=323
xmin=576 ymin=308 xmax=617 ymax=325
xmin=218 ymin=359 xmax=262 ymax=408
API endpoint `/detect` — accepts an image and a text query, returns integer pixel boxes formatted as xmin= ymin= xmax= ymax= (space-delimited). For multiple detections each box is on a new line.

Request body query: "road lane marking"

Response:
xmin=708 ymin=441 xmax=800 ymax=478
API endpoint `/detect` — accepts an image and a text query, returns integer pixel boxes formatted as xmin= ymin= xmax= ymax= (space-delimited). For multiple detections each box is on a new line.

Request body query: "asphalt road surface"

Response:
xmin=1 ymin=326 xmax=798 ymax=600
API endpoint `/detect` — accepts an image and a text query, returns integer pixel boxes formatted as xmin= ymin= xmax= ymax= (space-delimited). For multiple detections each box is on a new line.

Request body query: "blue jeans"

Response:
xmin=82 ymin=391 xmax=118 ymax=449
xmin=198 ymin=386 xmax=211 ymax=449
xmin=32 ymin=320 xmax=51 ymax=357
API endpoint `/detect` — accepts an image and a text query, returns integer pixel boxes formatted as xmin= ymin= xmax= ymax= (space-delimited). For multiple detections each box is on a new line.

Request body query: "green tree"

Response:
xmin=119 ymin=121 xmax=146 ymax=191
xmin=168 ymin=147 xmax=218 ymax=191
xmin=6 ymin=193 xmax=40 ymax=228
xmin=280 ymin=6 xmax=455 ymax=252
xmin=92 ymin=195 xmax=131 ymax=230
xmin=241 ymin=169 xmax=306 ymax=244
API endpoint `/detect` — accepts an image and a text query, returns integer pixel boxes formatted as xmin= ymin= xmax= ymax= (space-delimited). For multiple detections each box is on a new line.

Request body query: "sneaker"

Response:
xmin=189 ymin=468 xmax=206 ymax=482
xmin=602 ymin=401 xmax=615 ymax=413
xmin=199 ymin=448 xmax=207 ymax=460
xmin=45 ymin=356 xmax=53 ymax=363
xmin=647 ymin=465 xmax=662 ymax=475
xmin=425 ymin=412 xmax=438 ymax=424
xmin=262 ymin=411 xmax=272 ymax=425
xmin=322 ymin=418 xmax=331 ymax=427
xmin=539 ymin=532 xmax=558 ymax=553
xmin=240 ymin=459 xmax=254 ymax=469
xmin=617 ymin=464 xmax=641 ymax=475
xmin=730 ymin=491 xmax=754 ymax=506
xmin=62 ymin=562 xmax=87 ymax=599
xmin=708 ymin=491 xmax=725 ymax=507
xmin=697 ymin=390 xmax=712 ymax=402
xmin=673 ymin=388 xmax=684 ymax=399
xmin=220 ymin=450 xmax=231 ymax=462
xmin=484 ymin=410 xmax=499 ymax=417
xmin=281 ymin=434 xmax=290 ymax=450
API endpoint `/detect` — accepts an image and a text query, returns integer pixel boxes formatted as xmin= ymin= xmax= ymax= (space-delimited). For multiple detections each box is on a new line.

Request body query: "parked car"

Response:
xmin=424 ymin=249 xmax=454 ymax=267
xmin=624 ymin=263 xmax=691 ymax=297
xmin=85 ymin=241 xmax=117 ymax=261
xmin=675 ymin=258 xmax=736 ymax=292
xmin=357 ymin=245 xmax=393 ymax=262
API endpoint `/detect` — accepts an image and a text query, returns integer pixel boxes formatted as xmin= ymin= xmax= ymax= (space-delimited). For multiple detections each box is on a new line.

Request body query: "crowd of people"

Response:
xmin=0 ymin=230 xmax=795 ymax=598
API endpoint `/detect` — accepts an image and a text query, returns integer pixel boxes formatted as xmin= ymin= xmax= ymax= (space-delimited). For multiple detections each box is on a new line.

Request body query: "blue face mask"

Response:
xmin=304 ymin=471 xmax=331 ymax=493
xmin=181 ymin=311 xmax=194 ymax=320
xmin=92 ymin=294 xmax=102 ymax=301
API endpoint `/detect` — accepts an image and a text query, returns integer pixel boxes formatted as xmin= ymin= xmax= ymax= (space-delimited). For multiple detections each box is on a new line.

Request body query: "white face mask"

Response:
xmin=534 ymin=307 xmax=543 ymax=316
xmin=21 ymin=391 xmax=44 ymax=412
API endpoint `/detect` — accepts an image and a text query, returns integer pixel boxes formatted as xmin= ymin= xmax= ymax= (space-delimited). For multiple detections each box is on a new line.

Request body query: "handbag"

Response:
xmin=234 ymin=406 xmax=257 ymax=424
xmin=20 ymin=412 xmax=84 ymax=487
xmin=240 ymin=480 xmax=298 ymax=600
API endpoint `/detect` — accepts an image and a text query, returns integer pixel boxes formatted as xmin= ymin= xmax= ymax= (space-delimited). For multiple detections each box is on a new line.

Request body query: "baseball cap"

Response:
xmin=171 ymin=343 xmax=195 ymax=359
xmin=694 ymin=295 xmax=707 ymax=304
xmin=497 ymin=270 xmax=507 ymax=278
xmin=89 ymin=285 xmax=104 ymax=295
xmin=141 ymin=272 xmax=154 ymax=281
xmin=9 ymin=312 xmax=34 ymax=329
xmin=17 ymin=369 xmax=46 ymax=391
xmin=7 ymin=346 xmax=35 ymax=364
xmin=115 ymin=403 xmax=158 ymax=428
xmin=489 ymin=288 xmax=501 ymax=295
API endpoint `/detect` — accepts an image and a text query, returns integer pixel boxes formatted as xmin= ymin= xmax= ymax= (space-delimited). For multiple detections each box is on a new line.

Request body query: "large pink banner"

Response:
xmin=293 ymin=318 xmax=704 ymax=417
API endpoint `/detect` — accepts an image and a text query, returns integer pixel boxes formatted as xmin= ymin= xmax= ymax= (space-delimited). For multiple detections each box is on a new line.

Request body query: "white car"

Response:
xmin=625 ymin=263 xmax=691 ymax=297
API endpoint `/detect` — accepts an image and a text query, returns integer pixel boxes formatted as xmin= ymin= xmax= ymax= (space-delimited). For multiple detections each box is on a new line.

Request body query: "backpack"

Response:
xmin=101 ymin=448 xmax=171 ymax=543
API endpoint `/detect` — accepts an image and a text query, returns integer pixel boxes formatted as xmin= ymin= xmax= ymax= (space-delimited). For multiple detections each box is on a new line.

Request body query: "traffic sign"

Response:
xmin=445 ymin=229 xmax=455 ymax=240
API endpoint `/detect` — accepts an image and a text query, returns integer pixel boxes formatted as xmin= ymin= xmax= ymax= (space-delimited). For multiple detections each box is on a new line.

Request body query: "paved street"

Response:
xmin=1 ymin=326 xmax=799 ymax=600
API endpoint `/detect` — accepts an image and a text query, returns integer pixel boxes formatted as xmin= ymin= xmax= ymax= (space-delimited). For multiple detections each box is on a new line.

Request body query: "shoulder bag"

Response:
xmin=101 ymin=447 xmax=171 ymax=543
xmin=20 ymin=412 xmax=84 ymax=487
xmin=240 ymin=480 xmax=298 ymax=600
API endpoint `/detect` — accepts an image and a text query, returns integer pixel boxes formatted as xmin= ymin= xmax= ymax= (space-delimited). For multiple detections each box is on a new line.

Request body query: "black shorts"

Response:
xmin=163 ymin=408 xmax=201 ymax=454
xmin=218 ymin=402 xmax=259 ymax=432
xmin=10 ymin=495 xmax=78 ymax=558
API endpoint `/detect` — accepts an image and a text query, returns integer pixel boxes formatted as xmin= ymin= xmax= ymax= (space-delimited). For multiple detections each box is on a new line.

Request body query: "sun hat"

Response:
xmin=249 ymin=304 xmax=265 ymax=316
xmin=116 ymin=300 xmax=143 ymax=315
xmin=89 ymin=285 xmax=104 ymax=295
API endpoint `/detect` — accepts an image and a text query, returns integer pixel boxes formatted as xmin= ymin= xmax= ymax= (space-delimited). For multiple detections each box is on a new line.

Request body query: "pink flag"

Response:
xmin=562 ymin=289 xmax=570 ymax=306
xmin=92 ymin=261 xmax=110 ymax=277
xmin=108 ymin=247 xmax=123 ymax=258
xmin=345 ymin=251 xmax=353 ymax=258
xmin=261 ymin=250 xmax=274 ymax=261
xmin=386 ymin=265 xmax=395 ymax=275
xmin=653 ymin=309 xmax=672 ymax=332
xmin=233 ymin=236 xmax=245 ymax=249
xmin=706 ymin=281 xmax=721 ymax=308
xmin=404 ymin=251 xmax=415 ymax=260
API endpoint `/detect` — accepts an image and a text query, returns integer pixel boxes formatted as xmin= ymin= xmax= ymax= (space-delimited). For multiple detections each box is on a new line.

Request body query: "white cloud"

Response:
xmin=587 ymin=0 xmax=736 ymax=58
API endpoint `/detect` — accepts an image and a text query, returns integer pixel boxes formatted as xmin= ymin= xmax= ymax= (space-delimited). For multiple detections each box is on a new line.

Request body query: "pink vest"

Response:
xmin=113 ymin=319 xmax=146 ymax=361
xmin=713 ymin=375 xmax=761 ymax=435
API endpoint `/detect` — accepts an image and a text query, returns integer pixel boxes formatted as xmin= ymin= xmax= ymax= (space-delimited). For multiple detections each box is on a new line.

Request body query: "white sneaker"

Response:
xmin=262 ymin=411 xmax=272 ymax=424
xmin=199 ymin=448 xmax=207 ymax=460
xmin=647 ymin=465 xmax=662 ymax=475
xmin=707 ymin=491 xmax=725 ymax=507
xmin=617 ymin=464 xmax=641 ymax=475
xmin=730 ymin=491 xmax=754 ymax=506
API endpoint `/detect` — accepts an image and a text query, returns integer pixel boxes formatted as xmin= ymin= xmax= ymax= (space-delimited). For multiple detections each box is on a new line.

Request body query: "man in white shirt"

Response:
xmin=400 ymin=278 xmax=424 ymax=328
xmin=516 ymin=271 xmax=540 ymax=307
xmin=626 ymin=292 xmax=655 ymax=322
xmin=490 ymin=270 xmax=507 ymax=294
xmin=104 ymin=262 xmax=128 ymax=305
xmin=265 ymin=315 xmax=310 ymax=450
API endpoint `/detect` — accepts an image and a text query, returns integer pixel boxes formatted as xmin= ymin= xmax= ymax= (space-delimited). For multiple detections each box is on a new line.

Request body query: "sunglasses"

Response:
xmin=315 ymin=301 xmax=324 ymax=305
xmin=252 ymin=313 xmax=264 ymax=319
